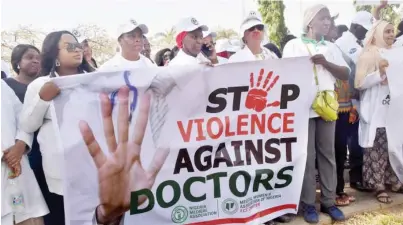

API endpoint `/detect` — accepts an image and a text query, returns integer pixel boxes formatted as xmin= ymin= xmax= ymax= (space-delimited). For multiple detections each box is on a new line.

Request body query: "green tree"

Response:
xmin=215 ymin=28 xmax=239 ymax=40
xmin=154 ymin=27 xmax=176 ymax=48
xmin=355 ymin=2 xmax=401 ymax=27
xmin=72 ymin=24 xmax=116 ymax=64
xmin=258 ymin=0 xmax=289 ymax=48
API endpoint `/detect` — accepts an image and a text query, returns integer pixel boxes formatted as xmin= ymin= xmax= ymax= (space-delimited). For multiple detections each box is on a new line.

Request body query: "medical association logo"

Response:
xmin=171 ymin=205 xmax=188 ymax=223
xmin=222 ymin=198 xmax=239 ymax=215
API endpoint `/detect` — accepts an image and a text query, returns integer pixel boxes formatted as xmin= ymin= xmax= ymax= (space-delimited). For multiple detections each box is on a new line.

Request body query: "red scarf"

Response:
xmin=176 ymin=31 xmax=187 ymax=49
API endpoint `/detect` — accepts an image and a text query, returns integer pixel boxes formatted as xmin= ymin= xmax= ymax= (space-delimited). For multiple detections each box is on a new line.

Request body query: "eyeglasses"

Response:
xmin=248 ymin=25 xmax=264 ymax=32
xmin=63 ymin=43 xmax=83 ymax=52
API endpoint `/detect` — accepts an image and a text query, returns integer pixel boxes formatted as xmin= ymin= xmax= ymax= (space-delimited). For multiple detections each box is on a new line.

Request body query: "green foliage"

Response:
xmin=215 ymin=28 xmax=239 ymax=40
xmin=258 ymin=0 xmax=289 ymax=48
xmin=355 ymin=2 xmax=401 ymax=27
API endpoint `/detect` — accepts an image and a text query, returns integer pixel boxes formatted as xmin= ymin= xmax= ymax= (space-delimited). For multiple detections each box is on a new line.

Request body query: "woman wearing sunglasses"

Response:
xmin=228 ymin=11 xmax=278 ymax=63
xmin=19 ymin=30 xmax=94 ymax=225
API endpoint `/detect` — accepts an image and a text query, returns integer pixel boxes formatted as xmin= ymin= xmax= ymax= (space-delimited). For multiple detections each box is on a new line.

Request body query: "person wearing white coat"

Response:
xmin=169 ymin=17 xmax=216 ymax=66
xmin=228 ymin=11 xmax=278 ymax=64
xmin=355 ymin=20 xmax=403 ymax=204
xmin=1 ymin=80 xmax=49 ymax=225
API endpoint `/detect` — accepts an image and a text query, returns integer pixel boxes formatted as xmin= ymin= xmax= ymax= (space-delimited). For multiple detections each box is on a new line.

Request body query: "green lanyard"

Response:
xmin=301 ymin=35 xmax=326 ymax=50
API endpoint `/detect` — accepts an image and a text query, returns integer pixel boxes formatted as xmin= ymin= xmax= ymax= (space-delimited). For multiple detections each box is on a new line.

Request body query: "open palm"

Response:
xmin=79 ymin=86 xmax=169 ymax=222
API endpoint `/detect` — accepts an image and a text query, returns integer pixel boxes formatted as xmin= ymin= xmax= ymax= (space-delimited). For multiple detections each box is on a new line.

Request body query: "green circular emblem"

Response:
xmin=171 ymin=205 xmax=188 ymax=223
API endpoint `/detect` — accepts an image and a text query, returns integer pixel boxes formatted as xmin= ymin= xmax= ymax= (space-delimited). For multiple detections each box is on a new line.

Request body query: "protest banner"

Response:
xmin=383 ymin=47 xmax=403 ymax=183
xmin=51 ymin=57 xmax=314 ymax=225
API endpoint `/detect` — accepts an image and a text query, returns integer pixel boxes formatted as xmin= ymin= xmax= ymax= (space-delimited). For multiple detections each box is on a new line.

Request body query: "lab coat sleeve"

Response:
xmin=356 ymin=70 xmax=384 ymax=90
xmin=20 ymin=78 xmax=50 ymax=133
xmin=1 ymin=81 xmax=34 ymax=149
xmin=282 ymin=40 xmax=295 ymax=58
xmin=92 ymin=211 xmax=124 ymax=225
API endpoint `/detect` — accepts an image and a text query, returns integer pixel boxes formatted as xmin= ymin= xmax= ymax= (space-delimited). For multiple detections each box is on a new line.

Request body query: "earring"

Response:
xmin=55 ymin=59 xmax=60 ymax=67
xmin=17 ymin=65 xmax=20 ymax=69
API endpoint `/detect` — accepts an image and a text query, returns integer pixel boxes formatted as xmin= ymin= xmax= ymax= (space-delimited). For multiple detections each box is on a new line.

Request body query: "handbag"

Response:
xmin=304 ymin=43 xmax=339 ymax=121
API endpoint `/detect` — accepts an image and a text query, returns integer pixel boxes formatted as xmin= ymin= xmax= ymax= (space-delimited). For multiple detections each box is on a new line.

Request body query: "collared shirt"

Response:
xmin=335 ymin=31 xmax=363 ymax=64
xmin=283 ymin=37 xmax=350 ymax=118
xmin=168 ymin=50 xmax=210 ymax=66
xmin=99 ymin=53 xmax=156 ymax=71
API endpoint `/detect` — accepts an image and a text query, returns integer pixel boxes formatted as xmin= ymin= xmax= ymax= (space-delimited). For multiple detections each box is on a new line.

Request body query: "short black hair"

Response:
xmin=154 ymin=48 xmax=172 ymax=66
xmin=40 ymin=30 xmax=94 ymax=76
xmin=280 ymin=34 xmax=296 ymax=51
xmin=171 ymin=46 xmax=180 ymax=58
xmin=337 ymin=25 xmax=348 ymax=36
xmin=11 ymin=44 xmax=40 ymax=74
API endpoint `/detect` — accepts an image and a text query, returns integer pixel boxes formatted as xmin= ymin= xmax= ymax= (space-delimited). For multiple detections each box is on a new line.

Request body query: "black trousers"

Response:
xmin=47 ymin=192 xmax=65 ymax=225
xmin=334 ymin=112 xmax=363 ymax=194
xmin=348 ymin=120 xmax=363 ymax=185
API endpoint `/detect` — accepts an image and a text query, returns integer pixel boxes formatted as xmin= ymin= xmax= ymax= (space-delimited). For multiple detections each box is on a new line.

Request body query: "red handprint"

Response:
xmin=245 ymin=68 xmax=280 ymax=112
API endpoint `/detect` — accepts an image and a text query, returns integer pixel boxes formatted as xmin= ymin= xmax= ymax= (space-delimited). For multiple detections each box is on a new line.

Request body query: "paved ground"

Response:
xmin=285 ymin=186 xmax=403 ymax=225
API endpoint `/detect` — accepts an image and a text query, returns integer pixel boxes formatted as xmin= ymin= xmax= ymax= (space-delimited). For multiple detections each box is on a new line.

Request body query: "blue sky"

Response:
xmin=1 ymin=0 xmax=362 ymax=37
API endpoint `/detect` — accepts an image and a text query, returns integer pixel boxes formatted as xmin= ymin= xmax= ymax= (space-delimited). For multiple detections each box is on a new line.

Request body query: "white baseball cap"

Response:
xmin=215 ymin=39 xmax=240 ymax=53
xmin=352 ymin=11 xmax=374 ymax=31
xmin=116 ymin=19 xmax=149 ymax=40
xmin=203 ymin=30 xmax=217 ymax=39
xmin=240 ymin=11 xmax=265 ymax=35
xmin=175 ymin=17 xmax=208 ymax=35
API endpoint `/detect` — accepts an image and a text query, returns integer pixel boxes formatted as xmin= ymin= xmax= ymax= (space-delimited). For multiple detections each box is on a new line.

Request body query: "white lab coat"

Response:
xmin=1 ymin=80 xmax=49 ymax=224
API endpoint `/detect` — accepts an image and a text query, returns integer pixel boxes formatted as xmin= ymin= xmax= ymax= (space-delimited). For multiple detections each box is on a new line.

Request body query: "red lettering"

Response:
xmin=251 ymin=114 xmax=265 ymax=134
xmin=194 ymin=119 xmax=206 ymax=141
xmin=177 ymin=120 xmax=193 ymax=142
xmin=225 ymin=116 xmax=236 ymax=137
xmin=207 ymin=117 xmax=223 ymax=139
xmin=267 ymin=113 xmax=281 ymax=133
xmin=237 ymin=114 xmax=248 ymax=135
xmin=283 ymin=113 xmax=294 ymax=133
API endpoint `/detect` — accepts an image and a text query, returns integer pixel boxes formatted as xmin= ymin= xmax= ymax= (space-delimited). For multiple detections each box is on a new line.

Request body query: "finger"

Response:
xmin=133 ymin=92 xmax=151 ymax=146
xmin=117 ymin=86 xmax=130 ymax=144
xmin=148 ymin=148 xmax=170 ymax=178
xmin=100 ymin=93 xmax=117 ymax=152
xmin=79 ymin=121 xmax=107 ymax=169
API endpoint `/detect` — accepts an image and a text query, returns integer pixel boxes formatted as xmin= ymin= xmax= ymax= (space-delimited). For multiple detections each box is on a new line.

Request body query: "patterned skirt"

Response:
xmin=362 ymin=128 xmax=401 ymax=189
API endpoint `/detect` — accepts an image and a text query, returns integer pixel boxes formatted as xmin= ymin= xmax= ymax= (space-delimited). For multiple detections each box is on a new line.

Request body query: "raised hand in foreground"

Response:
xmin=79 ymin=86 xmax=169 ymax=224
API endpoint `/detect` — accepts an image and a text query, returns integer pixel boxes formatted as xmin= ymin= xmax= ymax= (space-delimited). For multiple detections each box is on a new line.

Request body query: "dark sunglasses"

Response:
xmin=64 ymin=42 xmax=83 ymax=52
xmin=248 ymin=24 xmax=264 ymax=32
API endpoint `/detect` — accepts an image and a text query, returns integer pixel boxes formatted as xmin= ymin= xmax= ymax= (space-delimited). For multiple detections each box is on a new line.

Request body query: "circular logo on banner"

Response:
xmin=171 ymin=206 xmax=188 ymax=223
xmin=222 ymin=198 xmax=239 ymax=215
xmin=130 ymin=19 xmax=137 ymax=25
xmin=191 ymin=18 xmax=199 ymax=25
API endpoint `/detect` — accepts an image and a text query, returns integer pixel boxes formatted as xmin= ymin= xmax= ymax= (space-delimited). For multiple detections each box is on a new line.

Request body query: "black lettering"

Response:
xmin=280 ymin=84 xmax=300 ymax=109
xmin=229 ymin=171 xmax=251 ymax=197
xmin=194 ymin=145 xmax=213 ymax=171
xmin=264 ymin=138 xmax=281 ymax=163
xmin=227 ymin=86 xmax=249 ymax=111
xmin=183 ymin=177 xmax=206 ymax=202
xmin=213 ymin=143 xmax=233 ymax=168
xmin=206 ymin=88 xmax=227 ymax=113
xmin=245 ymin=139 xmax=263 ymax=165
xmin=231 ymin=141 xmax=245 ymax=166
xmin=174 ymin=148 xmax=194 ymax=174
xmin=281 ymin=137 xmax=297 ymax=162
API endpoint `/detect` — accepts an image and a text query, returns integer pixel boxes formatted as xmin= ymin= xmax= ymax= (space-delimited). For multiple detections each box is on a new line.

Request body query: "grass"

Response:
xmin=334 ymin=208 xmax=403 ymax=225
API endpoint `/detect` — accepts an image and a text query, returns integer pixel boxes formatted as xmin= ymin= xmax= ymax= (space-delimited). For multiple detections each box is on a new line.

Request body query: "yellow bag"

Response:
xmin=305 ymin=44 xmax=339 ymax=121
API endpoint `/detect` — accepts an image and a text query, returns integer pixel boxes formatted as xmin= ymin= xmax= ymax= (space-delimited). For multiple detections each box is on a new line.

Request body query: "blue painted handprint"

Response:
xmin=110 ymin=71 xmax=138 ymax=122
